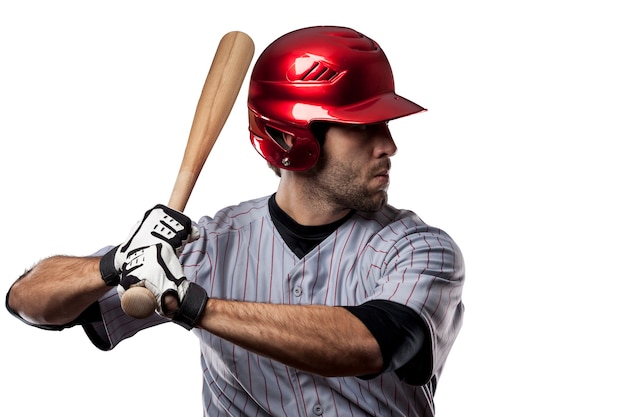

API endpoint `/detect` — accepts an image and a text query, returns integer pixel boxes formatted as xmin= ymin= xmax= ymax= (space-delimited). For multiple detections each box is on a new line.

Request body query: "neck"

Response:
xmin=275 ymin=176 xmax=351 ymax=226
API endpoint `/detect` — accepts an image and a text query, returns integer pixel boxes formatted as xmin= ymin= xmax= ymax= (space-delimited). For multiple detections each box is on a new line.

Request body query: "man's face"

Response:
xmin=303 ymin=122 xmax=397 ymax=212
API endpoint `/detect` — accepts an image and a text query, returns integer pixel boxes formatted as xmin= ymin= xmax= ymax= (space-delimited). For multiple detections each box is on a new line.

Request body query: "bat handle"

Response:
xmin=121 ymin=287 xmax=157 ymax=318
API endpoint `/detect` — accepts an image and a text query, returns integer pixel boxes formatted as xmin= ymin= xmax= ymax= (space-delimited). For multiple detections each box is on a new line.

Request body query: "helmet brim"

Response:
xmin=320 ymin=92 xmax=426 ymax=125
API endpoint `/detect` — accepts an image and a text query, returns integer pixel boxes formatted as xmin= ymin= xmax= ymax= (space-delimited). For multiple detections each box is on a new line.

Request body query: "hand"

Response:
xmin=118 ymin=243 xmax=208 ymax=329
xmin=99 ymin=204 xmax=199 ymax=286
xmin=116 ymin=204 xmax=199 ymax=267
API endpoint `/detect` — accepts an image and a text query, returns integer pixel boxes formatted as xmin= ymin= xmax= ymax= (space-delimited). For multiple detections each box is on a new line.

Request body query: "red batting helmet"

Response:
xmin=247 ymin=26 xmax=426 ymax=171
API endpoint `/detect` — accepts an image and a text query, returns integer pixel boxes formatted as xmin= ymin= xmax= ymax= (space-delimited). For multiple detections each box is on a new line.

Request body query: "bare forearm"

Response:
xmin=198 ymin=299 xmax=383 ymax=377
xmin=8 ymin=256 xmax=110 ymax=326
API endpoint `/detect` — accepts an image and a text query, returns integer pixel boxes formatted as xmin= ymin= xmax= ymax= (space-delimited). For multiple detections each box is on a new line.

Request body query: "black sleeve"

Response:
xmin=343 ymin=300 xmax=433 ymax=385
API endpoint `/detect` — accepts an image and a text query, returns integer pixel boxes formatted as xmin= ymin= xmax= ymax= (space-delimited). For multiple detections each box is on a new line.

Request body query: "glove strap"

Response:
xmin=173 ymin=282 xmax=209 ymax=330
xmin=99 ymin=245 xmax=121 ymax=286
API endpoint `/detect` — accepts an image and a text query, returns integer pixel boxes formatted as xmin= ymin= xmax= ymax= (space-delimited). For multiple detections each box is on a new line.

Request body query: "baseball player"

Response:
xmin=6 ymin=26 xmax=465 ymax=416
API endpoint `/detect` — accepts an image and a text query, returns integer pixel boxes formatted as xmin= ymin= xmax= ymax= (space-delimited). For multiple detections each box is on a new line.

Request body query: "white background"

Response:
xmin=1 ymin=1 xmax=624 ymax=416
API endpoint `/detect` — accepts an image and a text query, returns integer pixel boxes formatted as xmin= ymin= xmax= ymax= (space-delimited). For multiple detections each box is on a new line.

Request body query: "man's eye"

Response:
xmin=350 ymin=124 xmax=372 ymax=132
xmin=353 ymin=122 xmax=388 ymax=132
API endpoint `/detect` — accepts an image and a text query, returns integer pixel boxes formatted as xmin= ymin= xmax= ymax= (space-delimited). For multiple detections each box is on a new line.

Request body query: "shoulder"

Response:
xmin=356 ymin=204 xmax=464 ymax=273
xmin=362 ymin=204 xmax=457 ymax=240
xmin=354 ymin=204 xmax=432 ymax=239
xmin=182 ymin=196 xmax=272 ymax=263
xmin=195 ymin=195 xmax=271 ymax=232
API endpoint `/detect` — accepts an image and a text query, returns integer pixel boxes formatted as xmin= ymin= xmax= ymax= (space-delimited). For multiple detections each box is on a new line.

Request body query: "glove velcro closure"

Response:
xmin=99 ymin=245 xmax=120 ymax=286
xmin=173 ymin=282 xmax=209 ymax=330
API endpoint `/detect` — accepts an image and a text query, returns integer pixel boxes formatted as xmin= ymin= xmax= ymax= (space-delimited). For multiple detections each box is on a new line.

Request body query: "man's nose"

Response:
xmin=373 ymin=124 xmax=397 ymax=158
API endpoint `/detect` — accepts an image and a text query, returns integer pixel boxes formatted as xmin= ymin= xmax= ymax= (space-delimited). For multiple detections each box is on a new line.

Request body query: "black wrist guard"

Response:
xmin=99 ymin=245 xmax=120 ymax=286
xmin=173 ymin=282 xmax=209 ymax=330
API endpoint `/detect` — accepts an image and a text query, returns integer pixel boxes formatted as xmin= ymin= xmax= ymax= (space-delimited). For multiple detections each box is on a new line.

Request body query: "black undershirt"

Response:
xmin=268 ymin=193 xmax=355 ymax=258
xmin=268 ymin=194 xmax=432 ymax=384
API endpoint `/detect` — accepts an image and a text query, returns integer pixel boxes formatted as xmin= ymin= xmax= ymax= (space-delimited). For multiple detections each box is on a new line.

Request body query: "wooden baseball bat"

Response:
xmin=120 ymin=31 xmax=255 ymax=319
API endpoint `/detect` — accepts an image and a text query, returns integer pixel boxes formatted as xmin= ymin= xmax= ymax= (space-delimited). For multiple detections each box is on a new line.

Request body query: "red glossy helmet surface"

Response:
xmin=248 ymin=26 xmax=425 ymax=170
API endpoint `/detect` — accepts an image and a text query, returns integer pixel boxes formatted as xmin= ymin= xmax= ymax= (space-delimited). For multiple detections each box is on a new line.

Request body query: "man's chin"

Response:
xmin=359 ymin=192 xmax=388 ymax=212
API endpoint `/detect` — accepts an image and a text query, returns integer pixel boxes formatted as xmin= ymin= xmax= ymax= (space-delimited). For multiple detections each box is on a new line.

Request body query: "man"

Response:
xmin=6 ymin=26 xmax=465 ymax=416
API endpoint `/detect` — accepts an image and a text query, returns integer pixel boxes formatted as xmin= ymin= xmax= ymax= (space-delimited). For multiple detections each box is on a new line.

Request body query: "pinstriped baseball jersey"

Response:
xmin=89 ymin=195 xmax=464 ymax=416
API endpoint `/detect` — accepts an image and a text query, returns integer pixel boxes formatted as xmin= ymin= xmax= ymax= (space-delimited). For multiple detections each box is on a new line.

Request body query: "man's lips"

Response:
xmin=369 ymin=159 xmax=391 ymax=187
xmin=372 ymin=169 xmax=390 ymax=187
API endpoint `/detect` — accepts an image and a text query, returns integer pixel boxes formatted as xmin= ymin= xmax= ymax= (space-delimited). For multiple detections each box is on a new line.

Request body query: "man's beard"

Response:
xmin=302 ymin=153 xmax=390 ymax=212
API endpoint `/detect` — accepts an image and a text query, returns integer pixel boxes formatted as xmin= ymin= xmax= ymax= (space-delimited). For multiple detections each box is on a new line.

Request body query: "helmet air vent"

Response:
xmin=288 ymin=56 xmax=341 ymax=83
xmin=300 ymin=62 xmax=339 ymax=82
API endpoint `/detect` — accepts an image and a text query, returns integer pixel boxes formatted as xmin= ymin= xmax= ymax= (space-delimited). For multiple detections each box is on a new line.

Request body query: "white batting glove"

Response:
xmin=99 ymin=204 xmax=199 ymax=286
xmin=117 ymin=243 xmax=208 ymax=329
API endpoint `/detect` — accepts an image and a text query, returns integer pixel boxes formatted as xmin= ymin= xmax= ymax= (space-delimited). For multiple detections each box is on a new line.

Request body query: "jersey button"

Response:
xmin=293 ymin=286 xmax=302 ymax=297
xmin=312 ymin=404 xmax=323 ymax=415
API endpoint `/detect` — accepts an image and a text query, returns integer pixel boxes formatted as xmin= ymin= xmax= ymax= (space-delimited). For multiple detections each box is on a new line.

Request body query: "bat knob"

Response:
xmin=121 ymin=287 xmax=157 ymax=319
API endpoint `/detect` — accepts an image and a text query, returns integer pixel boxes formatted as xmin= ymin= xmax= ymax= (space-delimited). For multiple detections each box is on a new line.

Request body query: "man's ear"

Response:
xmin=281 ymin=132 xmax=296 ymax=149
xmin=267 ymin=126 xmax=295 ymax=151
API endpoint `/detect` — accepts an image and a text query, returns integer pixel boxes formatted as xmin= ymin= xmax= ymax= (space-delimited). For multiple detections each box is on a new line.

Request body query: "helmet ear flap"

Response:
xmin=280 ymin=134 xmax=320 ymax=170
xmin=249 ymin=112 xmax=320 ymax=171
